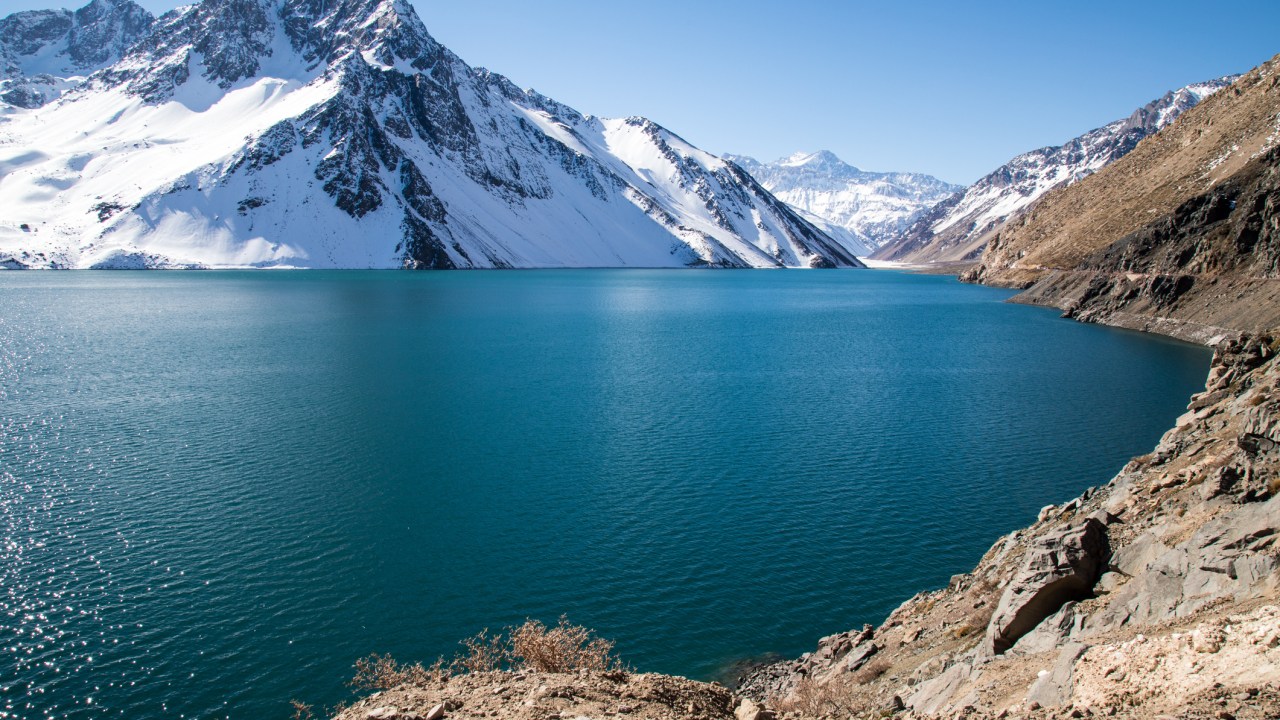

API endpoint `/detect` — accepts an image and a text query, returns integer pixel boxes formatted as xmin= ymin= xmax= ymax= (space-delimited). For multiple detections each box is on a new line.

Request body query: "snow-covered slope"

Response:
xmin=873 ymin=79 xmax=1235 ymax=264
xmin=0 ymin=0 xmax=153 ymax=108
xmin=726 ymin=151 xmax=961 ymax=256
xmin=0 ymin=0 xmax=861 ymax=270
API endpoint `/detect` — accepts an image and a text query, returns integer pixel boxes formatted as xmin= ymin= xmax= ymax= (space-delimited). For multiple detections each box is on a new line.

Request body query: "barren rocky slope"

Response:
xmin=872 ymin=79 xmax=1230 ymax=266
xmin=962 ymin=54 xmax=1280 ymax=305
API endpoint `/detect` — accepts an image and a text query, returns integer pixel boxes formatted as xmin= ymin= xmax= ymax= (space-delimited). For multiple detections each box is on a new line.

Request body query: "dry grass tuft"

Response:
xmin=775 ymin=676 xmax=849 ymax=717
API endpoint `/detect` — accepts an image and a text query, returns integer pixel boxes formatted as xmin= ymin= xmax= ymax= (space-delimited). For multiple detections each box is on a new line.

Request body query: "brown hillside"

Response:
xmin=968 ymin=53 xmax=1280 ymax=289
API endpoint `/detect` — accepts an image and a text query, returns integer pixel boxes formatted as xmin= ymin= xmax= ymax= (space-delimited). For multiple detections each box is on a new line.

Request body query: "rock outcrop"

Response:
xmin=984 ymin=519 xmax=1111 ymax=656
xmin=0 ymin=0 xmax=153 ymax=107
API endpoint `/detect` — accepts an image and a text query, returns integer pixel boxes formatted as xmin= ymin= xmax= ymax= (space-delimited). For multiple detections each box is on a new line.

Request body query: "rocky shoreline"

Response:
xmin=733 ymin=333 xmax=1279 ymax=719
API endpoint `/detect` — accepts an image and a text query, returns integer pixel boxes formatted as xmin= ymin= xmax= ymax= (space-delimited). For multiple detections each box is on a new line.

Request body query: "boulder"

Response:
xmin=1025 ymin=643 xmax=1088 ymax=708
xmin=985 ymin=518 xmax=1111 ymax=655
xmin=734 ymin=698 xmax=774 ymax=720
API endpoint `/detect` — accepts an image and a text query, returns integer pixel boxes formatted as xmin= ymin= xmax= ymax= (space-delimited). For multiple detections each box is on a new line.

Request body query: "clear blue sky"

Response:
xmin=10 ymin=0 xmax=1280 ymax=184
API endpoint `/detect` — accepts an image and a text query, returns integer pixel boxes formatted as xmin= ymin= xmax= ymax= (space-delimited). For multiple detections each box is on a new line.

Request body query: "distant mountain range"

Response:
xmin=872 ymin=78 xmax=1235 ymax=264
xmin=0 ymin=0 xmax=861 ymax=269
xmin=726 ymin=151 xmax=961 ymax=256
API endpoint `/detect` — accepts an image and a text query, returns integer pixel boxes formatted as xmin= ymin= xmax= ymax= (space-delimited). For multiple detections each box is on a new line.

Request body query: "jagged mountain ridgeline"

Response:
xmin=725 ymin=151 xmax=961 ymax=256
xmin=0 ymin=0 xmax=861 ymax=270
xmin=873 ymin=78 xmax=1234 ymax=265
xmin=0 ymin=0 xmax=154 ymax=108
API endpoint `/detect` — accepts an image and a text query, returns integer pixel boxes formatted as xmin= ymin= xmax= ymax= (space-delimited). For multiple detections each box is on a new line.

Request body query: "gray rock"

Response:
xmin=1008 ymin=602 xmax=1086 ymax=655
xmin=841 ymin=642 xmax=879 ymax=674
xmin=1025 ymin=642 xmax=1088 ymax=708
xmin=1091 ymin=497 xmax=1279 ymax=633
xmin=907 ymin=660 xmax=977 ymax=715
xmin=1110 ymin=531 xmax=1170 ymax=576
xmin=734 ymin=698 xmax=774 ymax=720
xmin=985 ymin=519 xmax=1111 ymax=655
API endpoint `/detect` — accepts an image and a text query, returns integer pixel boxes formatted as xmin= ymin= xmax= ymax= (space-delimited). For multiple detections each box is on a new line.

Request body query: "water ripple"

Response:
xmin=0 ymin=270 xmax=1209 ymax=719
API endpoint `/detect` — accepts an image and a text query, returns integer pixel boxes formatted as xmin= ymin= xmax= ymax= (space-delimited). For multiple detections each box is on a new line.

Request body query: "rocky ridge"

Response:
xmin=874 ymin=78 xmax=1232 ymax=265
xmin=727 ymin=151 xmax=962 ymax=256
xmin=332 ymin=670 xmax=739 ymax=720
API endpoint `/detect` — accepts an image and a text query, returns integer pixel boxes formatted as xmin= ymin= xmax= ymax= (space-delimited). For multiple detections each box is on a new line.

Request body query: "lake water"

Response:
xmin=0 ymin=269 xmax=1210 ymax=719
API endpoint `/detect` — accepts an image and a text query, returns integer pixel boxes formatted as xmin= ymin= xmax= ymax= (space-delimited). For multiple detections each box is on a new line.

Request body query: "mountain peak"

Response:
xmin=874 ymin=76 xmax=1234 ymax=264
xmin=735 ymin=151 xmax=962 ymax=255
xmin=779 ymin=150 xmax=853 ymax=171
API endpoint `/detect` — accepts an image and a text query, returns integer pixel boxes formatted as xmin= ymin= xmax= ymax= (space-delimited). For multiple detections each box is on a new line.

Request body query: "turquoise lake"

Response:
xmin=0 ymin=269 xmax=1210 ymax=719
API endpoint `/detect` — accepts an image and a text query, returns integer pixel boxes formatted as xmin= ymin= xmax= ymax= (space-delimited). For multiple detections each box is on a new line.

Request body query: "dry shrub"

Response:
xmin=508 ymin=616 xmax=624 ymax=673
xmin=455 ymin=629 xmax=507 ymax=673
xmin=350 ymin=653 xmax=446 ymax=691
xmin=1268 ymin=473 xmax=1280 ymax=497
xmin=775 ymin=675 xmax=860 ymax=717
xmin=350 ymin=617 xmax=625 ymax=695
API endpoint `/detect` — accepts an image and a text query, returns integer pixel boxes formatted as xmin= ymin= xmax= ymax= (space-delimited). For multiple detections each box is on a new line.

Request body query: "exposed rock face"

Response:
xmin=969 ymin=144 xmax=1280 ymax=344
xmin=964 ymin=54 xmax=1280 ymax=294
xmin=0 ymin=0 xmax=153 ymax=107
xmin=874 ymin=78 xmax=1233 ymax=265
xmin=984 ymin=519 xmax=1110 ymax=656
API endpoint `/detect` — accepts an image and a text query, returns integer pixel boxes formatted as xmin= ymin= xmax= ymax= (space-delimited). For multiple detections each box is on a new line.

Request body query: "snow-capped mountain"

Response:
xmin=873 ymin=79 xmax=1236 ymax=264
xmin=0 ymin=0 xmax=153 ymax=108
xmin=0 ymin=0 xmax=861 ymax=270
xmin=726 ymin=151 xmax=962 ymax=256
